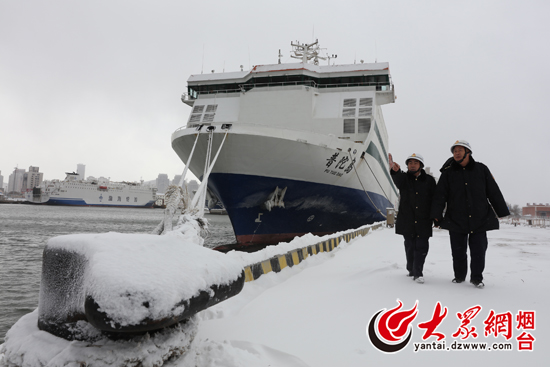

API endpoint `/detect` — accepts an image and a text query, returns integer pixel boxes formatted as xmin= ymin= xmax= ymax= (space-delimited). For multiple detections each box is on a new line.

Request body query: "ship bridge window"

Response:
xmin=360 ymin=98 xmax=373 ymax=106
xmin=343 ymin=99 xmax=356 ymax=107
xmin=358 ymin=118 xmax=371 ymax=133
xmin=358 ymin=108 xmax=372 ymax=116
xmin=188 ymin=104 xmax=218 ymax=125
xmin=191 ymin=83 xmax=242 ymax=95
xmin=318 ymin=75 xmax=390 ymax=89
xmin=343 ymin=108 xmax=356 ymax=117
xmin=189 ymin=114 xmax=202 ymax=123
xmin=344 ymin=119 xmax=355 ymax=134
xmin=192 ymin=105 xmax=204 ymax=114
xmin=343 ymin=98 xmax=373 ymax=119
xmin=187 ymin=73 xmax=390 ymax=97
xmin=343 ymin=99 xmax=357 ymax=118
xmin=203 ymin=113 xmax=215 ymax=122
xmin=287 ymin=75 xmax=304 ymax=83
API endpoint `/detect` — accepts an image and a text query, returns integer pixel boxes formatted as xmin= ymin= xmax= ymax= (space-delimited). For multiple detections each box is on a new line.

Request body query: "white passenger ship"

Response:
xmin=171 ymin=40 xmax=398 ymax=245
xmin=26 ymin=172 xmax=157 ymax=208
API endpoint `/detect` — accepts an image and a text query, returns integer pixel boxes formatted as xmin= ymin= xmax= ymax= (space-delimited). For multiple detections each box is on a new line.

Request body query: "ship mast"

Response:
xmin=290 ymin=39 xmax=327 ymax=65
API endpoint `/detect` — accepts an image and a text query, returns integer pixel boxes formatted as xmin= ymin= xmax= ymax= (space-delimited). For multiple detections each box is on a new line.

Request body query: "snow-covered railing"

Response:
xmin=243 ymin=223 xmax=383 ymax=282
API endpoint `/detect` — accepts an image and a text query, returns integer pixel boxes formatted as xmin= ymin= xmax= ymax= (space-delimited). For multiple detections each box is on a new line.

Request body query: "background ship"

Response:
xmin=172 ymin=40 xmax=398 ymax=245
xmin=26 ymin=172 xmax=157 ymax=208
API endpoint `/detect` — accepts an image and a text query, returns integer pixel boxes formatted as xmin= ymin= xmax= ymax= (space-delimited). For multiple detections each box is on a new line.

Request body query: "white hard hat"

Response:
xmin=405 ymin=153 xmax=424 ymax=167
xmin=451 ymin=140 xmax=472 ymax=153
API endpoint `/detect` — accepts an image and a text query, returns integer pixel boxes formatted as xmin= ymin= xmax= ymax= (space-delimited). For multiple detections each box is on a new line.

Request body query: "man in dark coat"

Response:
xmin=389 ymin=153 xmax=436 ymax=284
xmin=431 ymin=140 xmax=510 ymax=288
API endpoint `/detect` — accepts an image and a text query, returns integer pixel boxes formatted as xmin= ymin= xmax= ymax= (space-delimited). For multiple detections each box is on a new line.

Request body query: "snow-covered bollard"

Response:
xmin=37 ymin=230 xmax=244 ymax=341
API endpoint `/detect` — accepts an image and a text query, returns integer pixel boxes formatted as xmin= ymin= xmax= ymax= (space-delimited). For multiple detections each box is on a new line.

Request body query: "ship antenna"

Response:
xmin=201 ymin=44 xmax=205 ymax=74
xmin=290 ymin=39 xmax=326 ymax=65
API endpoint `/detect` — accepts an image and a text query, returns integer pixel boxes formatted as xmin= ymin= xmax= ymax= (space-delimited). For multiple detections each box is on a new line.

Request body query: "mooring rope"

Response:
xmin=197 ymin=130 xmax=214 ymax=216
xmin=190 ymin=130 xmax=229 ymax=212
xmin=178 ymin=132 xmax=201 ymax=188
xmin=153 ymin=130 xmax=229 ymax=235
xmin=347 ymin=150 xmax=393 ymax=219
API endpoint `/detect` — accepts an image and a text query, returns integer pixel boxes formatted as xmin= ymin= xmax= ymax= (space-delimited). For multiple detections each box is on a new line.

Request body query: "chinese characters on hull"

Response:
xmin=325 ymin=150 xmax=358 ymax=177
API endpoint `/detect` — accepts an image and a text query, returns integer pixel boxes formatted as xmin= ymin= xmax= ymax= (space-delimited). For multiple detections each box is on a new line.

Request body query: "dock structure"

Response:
xmin=244 ymin=223 xmax=383 ymax=282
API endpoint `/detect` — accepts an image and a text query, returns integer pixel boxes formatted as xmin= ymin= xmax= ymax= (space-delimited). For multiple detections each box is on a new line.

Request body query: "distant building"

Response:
xmin=0 ymin=171 xmax=4 ymax=192
xmin=522 ymin=203 xmax=550 ymax=217
xmin=187 ymin=179 xmax=199 ymax=199
xmin=8 ymin=168 xmax=26 ymax=194
xmin=77 ymin=164 xmax=86 ymax=180
xmin=172 ymin=174 xmax=182 ymax=186
xmin=22 ymin=166 xmax=43 ymax=191
xmin=156 ymin=174 xmax=170 ymax=194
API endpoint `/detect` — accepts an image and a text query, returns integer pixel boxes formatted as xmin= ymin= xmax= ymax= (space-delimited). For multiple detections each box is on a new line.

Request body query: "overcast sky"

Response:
xmin=1 ymin=0 xmax=548 ymax=206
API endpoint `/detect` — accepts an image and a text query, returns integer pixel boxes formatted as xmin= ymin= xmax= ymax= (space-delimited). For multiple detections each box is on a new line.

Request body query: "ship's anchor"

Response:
xmin=263 ymin=186 xmax=287 ymax=211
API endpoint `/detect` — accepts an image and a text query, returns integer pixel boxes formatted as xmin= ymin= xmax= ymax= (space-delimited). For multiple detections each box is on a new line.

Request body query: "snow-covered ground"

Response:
xmin=182 ymin=223 xmax=549 ymax=366
xmin=2 ymin=223 xmax=549 ymax=366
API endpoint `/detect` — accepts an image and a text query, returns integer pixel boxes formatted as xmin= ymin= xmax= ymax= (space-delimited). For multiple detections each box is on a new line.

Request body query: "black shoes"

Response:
xmin=470 ymin=280 xmax=485 ymax=289
xmin=452 ymin=278 xmax=484 ymax=288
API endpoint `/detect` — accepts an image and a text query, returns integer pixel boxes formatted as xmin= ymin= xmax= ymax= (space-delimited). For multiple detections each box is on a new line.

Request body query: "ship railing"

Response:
xmin=173 ymin=125 xmax=185 ymax=133
xmin=187 ymin=80 xmax=319 ymax=96
xmin=188 ymin=80 xmax=393 ymax=97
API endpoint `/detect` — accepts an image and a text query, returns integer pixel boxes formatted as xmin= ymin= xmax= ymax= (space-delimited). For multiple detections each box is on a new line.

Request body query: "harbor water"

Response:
xmin=0 ymin=204 xmax=236 ymax=342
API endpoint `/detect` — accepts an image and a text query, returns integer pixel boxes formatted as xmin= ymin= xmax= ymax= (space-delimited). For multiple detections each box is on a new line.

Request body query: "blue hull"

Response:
xmin=207 ymin=173 xmax=390 ymax=245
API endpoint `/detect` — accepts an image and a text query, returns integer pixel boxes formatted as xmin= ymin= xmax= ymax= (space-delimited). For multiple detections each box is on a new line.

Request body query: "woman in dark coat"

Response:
xmin=431 ymin=140 xmax=509 ymax=288
xmin=390 ymin=153 xmax=437 ymax=284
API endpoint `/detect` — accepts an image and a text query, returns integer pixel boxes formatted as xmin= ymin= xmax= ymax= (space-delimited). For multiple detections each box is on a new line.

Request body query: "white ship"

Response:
xmin=26 ymin=172 xmax=157 ymax=208
xmin=171 ymin=40 xmax=398 ymax=246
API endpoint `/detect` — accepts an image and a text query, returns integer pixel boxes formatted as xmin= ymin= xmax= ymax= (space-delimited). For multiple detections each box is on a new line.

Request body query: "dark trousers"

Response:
xmin=403 ymin=236 xmax=429 ymax=277
xmin=449 ymin=231 xmax=488 ymax=282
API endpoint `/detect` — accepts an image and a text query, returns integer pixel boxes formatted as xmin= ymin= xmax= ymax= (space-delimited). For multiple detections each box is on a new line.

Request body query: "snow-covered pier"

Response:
xmin=0 ymin=205 xmax=383 ymax=367
xmin=1 ymin=214 xmax=247 ymax=366
xmin=2 ymin=223 xmax=548 ymax=366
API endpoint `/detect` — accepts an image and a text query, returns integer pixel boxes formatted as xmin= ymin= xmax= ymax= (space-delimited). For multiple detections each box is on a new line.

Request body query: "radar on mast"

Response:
xmin=290 ymin=39 xmax=327 ymax=65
